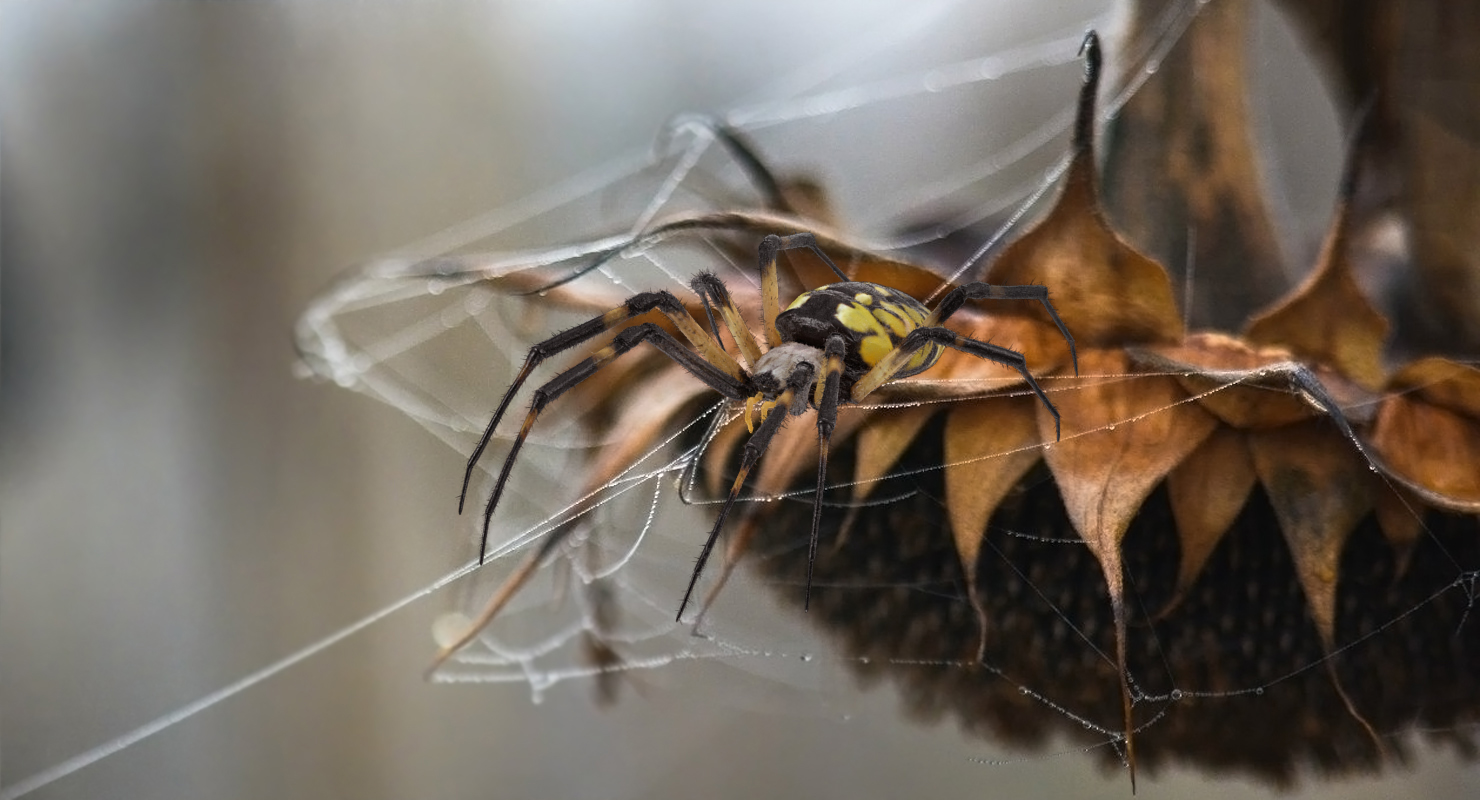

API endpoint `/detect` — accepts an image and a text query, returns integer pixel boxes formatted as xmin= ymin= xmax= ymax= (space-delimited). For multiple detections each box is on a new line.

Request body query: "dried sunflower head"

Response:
xmin=429 ymin=14 xmax=1479 ymax=792
xmin=481 ymin=36 xmax=1479 ymax=796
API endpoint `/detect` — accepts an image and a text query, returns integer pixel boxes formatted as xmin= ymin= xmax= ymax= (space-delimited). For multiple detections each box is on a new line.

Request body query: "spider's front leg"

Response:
xmin=852 ymin=326 xmax=1062 ymax=440
xmin=690 ymin=272 xmax=763 ymax=370
xmin=756 ymin=232 xmax=851 ymax=347
xmin=928 ymin=282 xmax=1078 ymax=375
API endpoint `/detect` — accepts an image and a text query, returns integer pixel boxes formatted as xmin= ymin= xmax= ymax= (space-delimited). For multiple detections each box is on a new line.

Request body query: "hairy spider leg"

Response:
xmin=475 ymin=322 xmax=749 ymax=562
xmin=926 ymin=282 xmax=1079 ymax=376
xmin=804 ymin=335 xmax=847 ymax=609
xmin=852 ymin=327 xmax=1062 ymax=440
xmin=756 ymin=232 xmax=850 ymax=348
xmin=690 ymin=273 xmax=764 ymax=369
xmin=459 ymin=291 xmax=744 ymax=517
xmin=690 ymin=334 xmax=849 ymax=625
xmin=678 ymin=362 xmax=817 ymax=621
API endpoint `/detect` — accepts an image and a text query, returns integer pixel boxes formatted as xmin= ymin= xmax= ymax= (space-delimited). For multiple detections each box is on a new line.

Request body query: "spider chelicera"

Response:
xmin=430 ymin=230 xmax=1077 ymax=671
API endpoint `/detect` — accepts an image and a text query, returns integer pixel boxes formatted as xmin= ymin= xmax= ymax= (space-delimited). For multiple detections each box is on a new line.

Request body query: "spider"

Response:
xmin=430 ymin=230 xmax=1076 ymax=671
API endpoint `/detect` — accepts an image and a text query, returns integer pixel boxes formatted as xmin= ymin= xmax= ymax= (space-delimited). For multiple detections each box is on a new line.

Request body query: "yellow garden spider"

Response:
xmin=431 ymin=227 xmax=1077 ymax=671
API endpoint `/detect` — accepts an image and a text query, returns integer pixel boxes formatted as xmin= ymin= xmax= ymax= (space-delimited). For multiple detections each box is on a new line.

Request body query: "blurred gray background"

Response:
xmin=3 ymin=1 xmax=1476 ymax=798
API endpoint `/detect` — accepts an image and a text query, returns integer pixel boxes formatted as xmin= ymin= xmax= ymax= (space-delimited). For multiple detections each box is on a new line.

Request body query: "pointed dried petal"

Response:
xmin=943 ymin=394 xmax=1044 ymax=662
xmin=1038 ymin=345 xmax=1216 ymax=784
xmin=1132 ymin=334 xmax=1385 ymax=430
xmin=1100 ymin=0 xmax=1288 ymax=330
xmin=872 ymin=369 xmax=1026 ymax=404
xmin=1039 ymin=346 xmax=1219 ymax=709
xmin=1370 ymin=393 xmax=1480 ymax=510
xmin=1373 ymin=486 xmax=1425 ymax=581
xmin=942 ymin=396 xmax=1044 ymax=584
xmin=1247 ymin=422 xmax=1374 ymax=649
xmin=984 ymin=108 xmax=1182 ymax=348
xmin=984 ymin=161 xmax=1184 ymax=347
xmin=1040 ymin=349 xmax=1219 ymax=571
xmin=850 ymin=406 xmax=938 ymax=503
xmin=1244 ymin=180 xmax=1390 ymax=390
xmin=1166 ymin=427 xmax=1256 ymax=605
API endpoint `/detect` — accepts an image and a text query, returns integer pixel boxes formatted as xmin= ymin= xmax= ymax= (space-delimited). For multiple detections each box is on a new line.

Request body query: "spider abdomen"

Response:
xmin=777 ymin=281 xmax=942 ymax=381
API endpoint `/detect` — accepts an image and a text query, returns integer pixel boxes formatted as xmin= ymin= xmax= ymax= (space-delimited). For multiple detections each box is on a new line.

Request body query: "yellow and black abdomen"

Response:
xmin=776 ymin=281 xmax=943 ymax=383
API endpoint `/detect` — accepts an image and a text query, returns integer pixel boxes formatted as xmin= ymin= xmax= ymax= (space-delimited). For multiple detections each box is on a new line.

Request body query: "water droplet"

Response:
xmin=1255 ymin=687 xmax=1265 ymax=696
xmin=1170 ymin=689 xmax=1183 ymax=701
xmin=800 ymin=653 xmax=813 ymax=662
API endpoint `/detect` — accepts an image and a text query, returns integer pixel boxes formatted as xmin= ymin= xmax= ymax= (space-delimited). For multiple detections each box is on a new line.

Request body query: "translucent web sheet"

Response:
xmin=11 ymin=0 xmax=1478 ymax=796
xmin=288 ymin=9 xmax=1141 ymax=702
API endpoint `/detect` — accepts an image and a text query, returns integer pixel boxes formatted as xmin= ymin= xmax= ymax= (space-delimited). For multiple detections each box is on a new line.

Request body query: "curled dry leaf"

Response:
xmin=1132 ymin=333 xmax=1323 ymax=429
xmin=1371 ymin=393 xmax=1480 ymax=507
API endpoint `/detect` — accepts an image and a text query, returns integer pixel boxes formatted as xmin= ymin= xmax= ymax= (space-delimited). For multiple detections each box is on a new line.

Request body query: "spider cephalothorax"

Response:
xmin=430 ymin=230 xmax=1075 ymax=672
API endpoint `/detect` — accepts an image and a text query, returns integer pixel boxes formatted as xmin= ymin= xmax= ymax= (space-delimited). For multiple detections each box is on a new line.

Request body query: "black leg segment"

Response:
xmin=476 ymin=322 xmax=751 ymax=564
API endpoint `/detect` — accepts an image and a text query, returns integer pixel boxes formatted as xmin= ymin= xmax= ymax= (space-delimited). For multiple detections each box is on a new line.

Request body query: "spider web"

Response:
xmin=10 ymin=1 xmax=1479 ymax=797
